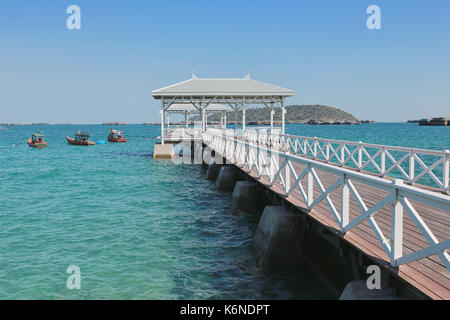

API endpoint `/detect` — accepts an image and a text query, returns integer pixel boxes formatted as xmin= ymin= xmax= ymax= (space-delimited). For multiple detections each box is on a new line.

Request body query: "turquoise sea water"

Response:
xmin=0 ymin=123 xmax=448 ymax=299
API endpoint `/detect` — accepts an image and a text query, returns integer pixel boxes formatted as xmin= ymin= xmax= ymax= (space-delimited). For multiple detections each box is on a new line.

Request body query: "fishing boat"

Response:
xmin=107 ymin=129 xmax=127 ymax=143
xmin=66 ymin=132 xmax=96 ymax=145
xmin=27 ymin=133 xmax=48 ymax=148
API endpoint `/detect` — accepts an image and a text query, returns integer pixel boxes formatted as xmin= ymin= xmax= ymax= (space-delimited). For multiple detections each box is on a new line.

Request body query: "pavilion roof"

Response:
xmin=165 ymin=103 xmax=232 ymax=112
xmin=152 ymin=76 xmax=295 ymax=98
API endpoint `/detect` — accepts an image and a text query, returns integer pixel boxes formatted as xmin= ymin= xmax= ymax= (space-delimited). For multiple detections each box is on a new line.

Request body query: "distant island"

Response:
xmin=102 ymin=122 xmax=128 ymax=125
xmin=407 ymin=117 xmax=449 ymax=126
xmin=0 ymin=123 xmax=29 ymax=126
xmin=191 ymin=104 xmax=368 ymax=125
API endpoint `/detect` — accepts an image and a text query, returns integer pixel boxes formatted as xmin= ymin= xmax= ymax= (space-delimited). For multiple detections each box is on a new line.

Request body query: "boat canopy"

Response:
xmin=75 ymin=132 xmax=91 ymax=137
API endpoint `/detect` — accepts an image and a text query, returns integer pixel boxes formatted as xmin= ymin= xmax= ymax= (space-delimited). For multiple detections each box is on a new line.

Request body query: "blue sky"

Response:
xmin=0 ymin=0 xmax=449 ymax=123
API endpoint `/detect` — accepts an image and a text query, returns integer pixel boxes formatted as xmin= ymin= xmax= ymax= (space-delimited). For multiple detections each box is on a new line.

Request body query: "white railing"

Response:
xmin=164 ymin=127 xmax=201 ymax=140
xmin=245 ymin=126 xmax=282 ymax=135
xmin=203 ymin=132 xmax=450 ymax=270
xmin=205 ymin=128 xmax=234 ymax=136
xmin=244 ymin=130 xmax=450 ymax=193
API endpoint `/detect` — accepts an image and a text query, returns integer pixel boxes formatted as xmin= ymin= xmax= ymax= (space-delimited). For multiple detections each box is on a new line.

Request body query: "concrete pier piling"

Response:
xmin=231 ymin=181 xmax=260 ymax=215
xmin=252 ymin=206 xmax=304 ymax=272
xmin=216 ymin=166 xmax=238 ymax=191
xmin=153 ymin=143 xmax=175 ymax=159
xmin=206 ymin=164 xmax=222 ymax=181
xmin=339 ymin=281 xmax=400 ymax=300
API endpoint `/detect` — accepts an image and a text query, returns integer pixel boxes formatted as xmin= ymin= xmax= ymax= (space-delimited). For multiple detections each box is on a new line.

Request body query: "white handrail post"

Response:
xmin=245 ymin=140 xmax=249 ymax=170
xmin=409 ymin=149 xmax=415 ymax=184
xmin=326 ymin=143 xmax=330 ymax=162
xmin=285 ymin=154 xmax=291 ymax=195
xmin=313 ymin=137 xmax=318 ymax=159
xmin=268 ymin=151 xmax=273 ymax=182
xmin=357 ymin=141 xmax=363 ymax=171
xmin=391 ymin=179 xmax=404 ymax=266
xmin=380 ymin=146 xmax=386 ymax=177
xmin=233 ymin=138 xmax=237 ymax=164
xmin=340 ymin=173 xmax=349 ymax=232
xmin=443 ymin=150 xmax=449 ymax=193
xmin=340 ymin=142 xmax=345 ymax=166
xmin=307 ymin=163 xmax=313 ymax=209
xmin=226 ymin=136 xmax=230 ymax=160
xmin=256 ymin=134 xmax=260 ymax=175
xmin=223 ymin=134 xmax=226 ymax=160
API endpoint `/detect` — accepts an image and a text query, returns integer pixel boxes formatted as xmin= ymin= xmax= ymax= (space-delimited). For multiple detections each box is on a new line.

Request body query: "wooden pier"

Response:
xmin=203 ymin=130 xmax=450 ymax=299
xmin=152 ymin=76 xmax=449 ymax=299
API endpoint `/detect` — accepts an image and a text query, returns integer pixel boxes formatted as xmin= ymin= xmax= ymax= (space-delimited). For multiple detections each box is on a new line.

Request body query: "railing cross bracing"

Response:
xmin=244 ymin=130 xmax=450 ymax=193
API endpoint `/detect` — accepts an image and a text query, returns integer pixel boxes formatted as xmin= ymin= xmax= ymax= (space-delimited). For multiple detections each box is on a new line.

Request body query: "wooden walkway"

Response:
xmin=204 ymin=138 xmax=450 ymax=300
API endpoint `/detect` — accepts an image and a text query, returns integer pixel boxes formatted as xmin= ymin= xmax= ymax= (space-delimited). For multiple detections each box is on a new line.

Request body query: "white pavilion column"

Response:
xmin=200 ymin=109 xmax=203 ymax=131
xmin=160 ymin=109 xmax=165 ymax=144
xmin=224 ymin=112 xmax=227 ymax=129
xmin=167 ymin=115 xmax=170 ymax=129
xmin=185 ymin=111 xmax=189 ymax=128
xmin=281 ymin=100 xmax=286 ymax=134
xmin=270 ymin=103 xmax=274 ymax=129
xmin=234 ymin=106 xmax=238 ymax=134
xmin=242 ymin=108 xmax=246 ymax=133
xmin=202 ymin=109 xmax=206 ymax=131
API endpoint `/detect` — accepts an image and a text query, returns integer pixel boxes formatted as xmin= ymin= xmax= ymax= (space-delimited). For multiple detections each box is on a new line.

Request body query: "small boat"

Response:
xmin=28 ymin=133 xmax=48 ymax=148
xmin=107 ymin=129 xmax=127 ymax=143
xmin=66 ymin=132 xmax=96 ymax=145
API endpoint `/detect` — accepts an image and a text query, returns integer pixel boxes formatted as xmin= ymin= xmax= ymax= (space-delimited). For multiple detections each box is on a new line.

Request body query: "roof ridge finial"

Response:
xmin=192 ymin=68 xmax=198 ymax=79
xmin=244 ymin=69 xmax=250 ymax=80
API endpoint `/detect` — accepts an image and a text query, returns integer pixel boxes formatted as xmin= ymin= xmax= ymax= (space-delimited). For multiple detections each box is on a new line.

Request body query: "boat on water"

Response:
xmin=27 ymin=133 xmax=48 ymax=148
xmin=107 ymin=129 xmax=127 ymax=143
xmin=66 ymin=132 xmax=96 ymax=145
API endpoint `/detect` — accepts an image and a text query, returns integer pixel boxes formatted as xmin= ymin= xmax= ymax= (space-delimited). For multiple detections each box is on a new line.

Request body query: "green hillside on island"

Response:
xmin=191 ymin=105 xmax=359 ymax=123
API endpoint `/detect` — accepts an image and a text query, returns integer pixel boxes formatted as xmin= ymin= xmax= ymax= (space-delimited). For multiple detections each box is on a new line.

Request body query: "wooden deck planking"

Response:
xmin=210 ymin=143 xmax=450 ymax=300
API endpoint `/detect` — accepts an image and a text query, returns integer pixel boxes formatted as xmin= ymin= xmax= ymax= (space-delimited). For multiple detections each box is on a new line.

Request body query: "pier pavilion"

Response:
xmin=152 ymin=74 xmax=295 ymax=143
